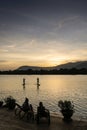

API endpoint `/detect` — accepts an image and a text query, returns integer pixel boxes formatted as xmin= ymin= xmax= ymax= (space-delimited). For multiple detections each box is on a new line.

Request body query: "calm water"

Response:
xmin=0 ymin=75 xmax=87 ymax=120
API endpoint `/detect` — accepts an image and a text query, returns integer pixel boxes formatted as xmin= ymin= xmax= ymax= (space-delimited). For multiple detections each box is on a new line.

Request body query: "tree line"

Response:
xmin=0 ymin=68 xmax=87 ymax=75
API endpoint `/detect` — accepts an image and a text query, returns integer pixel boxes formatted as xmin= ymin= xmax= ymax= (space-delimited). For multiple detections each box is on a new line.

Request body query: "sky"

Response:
xmin=0 ymin=0 xmax=87 ymax=70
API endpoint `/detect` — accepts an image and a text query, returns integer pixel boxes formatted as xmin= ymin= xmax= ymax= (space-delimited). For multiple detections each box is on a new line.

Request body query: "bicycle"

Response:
xmin=15 ymin=103 xmax=34 ymax=121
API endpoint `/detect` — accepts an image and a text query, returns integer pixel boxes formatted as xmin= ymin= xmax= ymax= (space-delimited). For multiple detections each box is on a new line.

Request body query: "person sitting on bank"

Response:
xmin=36 ymin=102 xmax=50 ymax=124
xmin=20 ymin=98 xmax=34 ymax=120
xmin=37 ymin=102 xmax=49 ymax=117
xmin=22 ymin=97 xmax=30 ymax=112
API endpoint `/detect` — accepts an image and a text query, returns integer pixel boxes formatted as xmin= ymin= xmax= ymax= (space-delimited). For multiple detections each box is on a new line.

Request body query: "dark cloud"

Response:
xmin=0 ymin=0 xmax=87 ymax=20
xmin=0 ymin=0 xmax=87 ymax=43
xmin=0 ymin=0 xmax=87 ymax=13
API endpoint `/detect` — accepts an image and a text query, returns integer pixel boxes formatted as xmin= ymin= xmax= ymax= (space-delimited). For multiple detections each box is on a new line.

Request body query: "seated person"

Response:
xmin=37 ymin=102 xmax=49 ymax=117
xmin=22 ymin=97 xmax=30 ymax=112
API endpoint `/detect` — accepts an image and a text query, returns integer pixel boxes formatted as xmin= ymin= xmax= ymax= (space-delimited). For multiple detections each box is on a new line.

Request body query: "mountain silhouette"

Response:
xmin=17 ymin=61 xmax=87 ymax=71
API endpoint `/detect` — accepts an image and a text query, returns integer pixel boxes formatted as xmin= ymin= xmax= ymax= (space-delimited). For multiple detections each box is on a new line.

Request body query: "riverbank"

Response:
xmin=0 ymin=108 xmax=87 ymax=130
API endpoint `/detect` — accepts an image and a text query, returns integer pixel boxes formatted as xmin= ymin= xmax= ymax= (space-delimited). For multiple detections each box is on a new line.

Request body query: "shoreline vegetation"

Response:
xmin=0 ymin=68 xmax=87 ymax=75
xmin=0 ymin=107 xmax=87 ymax=130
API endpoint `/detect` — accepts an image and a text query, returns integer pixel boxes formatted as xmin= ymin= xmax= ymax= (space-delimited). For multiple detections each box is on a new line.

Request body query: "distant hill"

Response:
xmin=17 ymin=61 xmax=87 ymax=71
xmin=17 ymin=66 xmax=42 ymax=70
xmin=17 ymin=65 xmax=53 ymax=70
xmin=55 ymin=61 xmax=87 ymax=69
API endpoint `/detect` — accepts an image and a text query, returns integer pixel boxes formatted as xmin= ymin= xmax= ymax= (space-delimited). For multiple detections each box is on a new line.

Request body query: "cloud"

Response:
xmin=57 ymin=16 xmax=80 ymax=29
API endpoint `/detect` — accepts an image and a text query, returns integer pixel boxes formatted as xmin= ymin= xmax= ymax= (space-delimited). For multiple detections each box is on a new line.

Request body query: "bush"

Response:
xmin=4 ymin=96 xmax=16 ymax=110
xmin=58 ymin=100 xmax=74 ymax=121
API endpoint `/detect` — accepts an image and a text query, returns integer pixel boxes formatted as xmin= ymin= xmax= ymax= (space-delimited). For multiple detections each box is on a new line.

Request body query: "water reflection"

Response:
xmin=23 ymin=78 xmax=26 ymax=86
xmin=23 ymin=84 xmax=26 ymax=90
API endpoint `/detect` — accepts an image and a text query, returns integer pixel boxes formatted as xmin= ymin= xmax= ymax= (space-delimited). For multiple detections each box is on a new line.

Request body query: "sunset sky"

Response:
xmin=0 ymin=0 xmax=87 ymax=70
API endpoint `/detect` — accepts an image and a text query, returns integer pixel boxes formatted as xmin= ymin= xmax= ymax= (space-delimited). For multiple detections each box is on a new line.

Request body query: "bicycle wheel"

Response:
xmin=15 ymin=107 xmax=21 ymax=116
xmin=19 ymin=110 xmax=26 ymax=119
